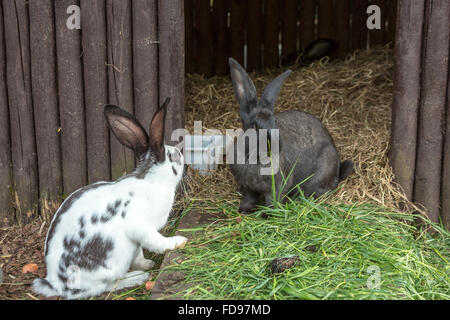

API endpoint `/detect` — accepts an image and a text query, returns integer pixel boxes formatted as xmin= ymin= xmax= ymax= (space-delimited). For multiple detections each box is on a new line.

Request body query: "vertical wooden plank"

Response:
xmin=80 ymin=0 xmax=110 ymax=184
xmin=386 ymin=0 xmax=397 ymax=44
xmin=55 ymin=0 xmax=87 ymax=196
xmin=158 ymin=0 xmax=184 ymax=145
xmin=264 ymin=0 xmax=280 ymax=68
xmin=369 ymin=0 xmax=387 ymax=47
xmin=106 ymin=0 xmax=135 ymax=180
xmin=351 ymin=0 xmax=368 ymax=50
xmin=133 ymin=0 xmax=159 ymax=130
xmin=185 ymin=0 xmax=195 ymax=74
xmin=3 ymin=0 xmax=39 ymax=225
xmin=299 ymin=0 xmax=315 ymax=50
xmin=0 ymin=1 xmax=14 ymax=226
xmin=213 ymin=0 xmax=229 ymax=75
xmin=196 ymin=0 xmax=213 ymax=76
xmin=442 ymin=69 xmax=450 ymax=230
xmin=335 ymin=0 xmax=350 ymax=58
xmin=246 ymin=0 xmax=262 ymax=72
xmin=389 ymin=0 xmax=426 ymax=203
xmin=413 ymin=0 xmax=450 ymax=223
xmin=281 ymin=0 xmax=298 ymax=63
xmin=29 ymin=0 xmax=62 ymax=218
xmin=230 ymin=0 xmax=245 ymax=65
xmin=318 ymin=0 xmax=335 ymax=39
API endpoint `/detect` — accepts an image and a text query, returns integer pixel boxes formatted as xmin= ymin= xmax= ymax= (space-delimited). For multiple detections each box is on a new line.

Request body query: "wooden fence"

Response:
xmin=390 ymin=0 xmax=450 ymax=229
xmin=0 ymin=0 xmax=184 ymax=226
xmin=185 ymin=0 xmax=398 ymax=75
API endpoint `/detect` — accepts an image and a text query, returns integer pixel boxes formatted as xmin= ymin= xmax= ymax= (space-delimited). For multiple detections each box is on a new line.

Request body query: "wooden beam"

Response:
xmin=29 ymin=0 xmax=63 ymax=218
xmin=3 ymin=0 xmax=39 ymax=225
xmin=80 ymin=0 xmax=111 ymax=184
xmin=55 ymin=0 xmax=87 ymax=196
xmin=389 ymin=0 xmax=426 ymax=202
xmin=414 ymin=0 xmax=450 ymax=223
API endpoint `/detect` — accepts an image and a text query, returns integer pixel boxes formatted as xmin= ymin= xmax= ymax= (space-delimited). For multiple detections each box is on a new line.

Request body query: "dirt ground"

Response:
xmin=0 ymin=221 xmax=48 ymax=299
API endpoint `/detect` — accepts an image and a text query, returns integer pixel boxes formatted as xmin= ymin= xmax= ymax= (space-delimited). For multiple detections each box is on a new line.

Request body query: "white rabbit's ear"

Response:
xmin=149 ymin=98 xmax=170 ymax=162
xmin=260 ymin=69 xmax=292 ymax=110
xmin=229 ymin=58 xmax=257 ymax=130
xmin=104 ymin=105 xmax=149 ymax=156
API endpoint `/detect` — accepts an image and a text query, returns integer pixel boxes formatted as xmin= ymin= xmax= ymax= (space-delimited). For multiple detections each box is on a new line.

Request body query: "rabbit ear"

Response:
xmin=229 ymin=58 xmax=257 ymax=129
xmin=260 ymin=70 xmax=292 ymax=110
xmin=149 ymin=97 xmax=170 ymax=162
xmin=104 ymin=105 xmax=149 ymax=156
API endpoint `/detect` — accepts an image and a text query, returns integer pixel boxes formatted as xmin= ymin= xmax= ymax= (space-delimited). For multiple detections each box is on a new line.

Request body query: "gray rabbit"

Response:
xmin=228 ymin=58 xmax=353 ymax=213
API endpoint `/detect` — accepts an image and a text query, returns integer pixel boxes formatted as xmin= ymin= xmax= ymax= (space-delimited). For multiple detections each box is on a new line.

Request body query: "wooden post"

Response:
xmin=132 ymin=0 xmax=159 ymax=129
xmin=106 ymin=0 xmax=135 ymax=180
xmin=264 ymin=0 xmax=280 ymax=68
xmin=213 ymin=0 xmax=229 ymax=76
xmin=55 ymin=0 xmax=87 ymax=196
xmin=158 ymin=0 xmax=184 ymax=145
xmin=230 ymin=0 xmax=245 ymax=66
xmin=351 ymin=0 xmax=368 ymax=50
xmin=196 ymin=0 xmax=213 ymax=76
xmin=335 ymin=0 xmax=350 ymax=58
xmin=0 ymin=1 xmax=14 ymax=226
xmin=281 ymin=0 xmax=298 ymax=63
xmin=389 ymin=0 xmax=426 ymax=202
xmin=442 ymin=69 xmax=450 ymax=230
xmin=81 ymin=0 xmax=111 ymax=184
xmin=413 ymin=0 xmax=450 ymax=223
xmin=3 ymin=0 xmax=39 ymax=225
xmin=369 ymin=0 xmax=387 ymax=47
xmin=299 ymin=0 xmax=315 ymax=50
xmin=29 ymin=0 xmax=63 ymax=218
xmin=185 ymin=0 xmax=195 ymax=74
xmin=247 ymin=0 xmax=262 ymax=72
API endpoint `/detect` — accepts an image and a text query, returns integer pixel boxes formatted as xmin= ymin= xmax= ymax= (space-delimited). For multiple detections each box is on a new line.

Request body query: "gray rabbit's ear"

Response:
xmin=260 ymin=70 xmax=292 ymax=110
xmin=104 ymin=105 xmax=149 ymax=157
xmin=229 ymin=58 xmax=257 ymax=127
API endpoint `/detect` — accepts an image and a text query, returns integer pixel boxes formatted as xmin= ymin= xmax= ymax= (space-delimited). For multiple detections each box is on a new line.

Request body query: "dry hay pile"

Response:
xmin=180 ymin=45 xmax=417 ymax=215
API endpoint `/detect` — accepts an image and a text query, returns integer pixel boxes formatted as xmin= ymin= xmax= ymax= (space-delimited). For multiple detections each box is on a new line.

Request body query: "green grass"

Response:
xmin=163 ymin=195 xmax=450 ymax=300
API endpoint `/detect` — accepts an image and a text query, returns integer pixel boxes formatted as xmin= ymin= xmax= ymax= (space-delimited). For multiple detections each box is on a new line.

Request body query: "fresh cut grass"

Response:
xmin=164 ymin=193 xmax=450 ymax=300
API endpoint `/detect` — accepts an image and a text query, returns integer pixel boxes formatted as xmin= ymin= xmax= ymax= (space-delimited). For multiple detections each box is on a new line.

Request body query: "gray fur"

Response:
xmin=228 ymin=58 xmax=353 ymax=213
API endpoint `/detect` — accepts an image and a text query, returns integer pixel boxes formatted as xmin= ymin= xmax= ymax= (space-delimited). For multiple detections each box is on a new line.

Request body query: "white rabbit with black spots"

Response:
xmin=33 ymin=98 xmax=187 ymax=299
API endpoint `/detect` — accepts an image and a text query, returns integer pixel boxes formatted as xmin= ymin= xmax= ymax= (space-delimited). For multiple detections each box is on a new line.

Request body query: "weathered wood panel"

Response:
xmin=132 ymin=0 xmax=159 ymax=130
xmin=29 ymin=0 xmax=63 ymax=217
xmin=299 ymin=0 xmax=316 ymax=50
xmin=106 ymin=0 xmax=135 ymax=179
xmin=158 ymin=0 xmax=184 ymax=145
xmin=318 ymin=0 xmax=334 ymax=40
xmin=247 ymin=0 xmax=262 ymax=71
xmin=81 ymin=0 xmax=111 ymax=184
xmin=369 ymin=0 xmax=387 ymax=47
xmin=196 ymin=0 xmax=214 ymax=76
xmin=389 ymin=0 xmax=426 ymax=202
xmin=185 ymin=0 xmax=195 ymax=74
xmin=281 ymin=0 xmax=298 ymax=63
xmin=413 ymin=0 xmax=450 ymax=223
xmin=55 ymin=0 xmax=87 ymax=196
xmin=351 ymin=0 xmax=368 ymax=50
xmin=0 ymin=1 xmax=14 ymax=226
xmin=335 ymin=0 xmax=350 ymax=58
xmin=3 ymin=0 xmax=39 ymax=225
xmin=230 ymin=0 xmax=245 ymax=66
xmin=213 ymin=0 xmax=229 ymax=75
xmin=264 ymin=0 xmax=280 ymax=68
xmin=442 ymin=69 xmax=450 ymax=230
